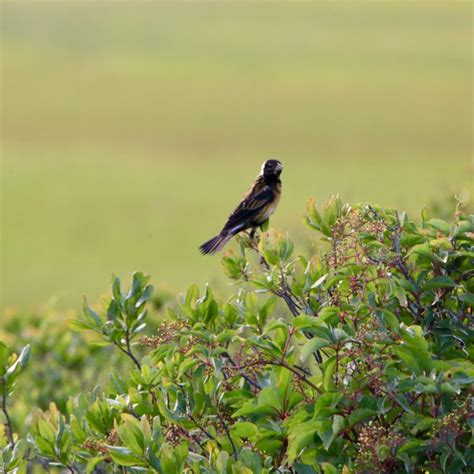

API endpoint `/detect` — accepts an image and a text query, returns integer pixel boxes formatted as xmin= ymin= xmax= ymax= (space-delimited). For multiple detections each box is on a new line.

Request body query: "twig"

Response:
xmin=115 ymin=335 xmax=159 ymax=404
xmin=102 ymin=325 xmax=141 ymax=371
xmin=223 ymin=353 xmax=261 ymax=389
xmin=115 ymin=343 xmax=141 ymax=371
xmin=188 ymin=414 xmax=217 ymax=443
xmin=176 ymin=385 xmax=219 ymax=445
xmin=293 ymin=364 xmax=312 ymax=376
xmin=249 ymin=241 xmax=322 ymax=363
xmin=267 ymin=360 xmax=322 ymax=394
xmin=124 ymin=329 xmax=142 ymax=370
xmin=217 ymin=412 xmax=238 ymax=460
xmin=1 ymin=378 xmax=15 ymax=447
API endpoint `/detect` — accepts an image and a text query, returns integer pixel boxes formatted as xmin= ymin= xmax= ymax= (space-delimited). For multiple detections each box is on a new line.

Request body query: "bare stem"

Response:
xmin=217 ymin=412 xmax=238 ymax=460
xmin=223 ymin=353 xmax=261 ymax=389
xmin=116 ymin=343 xmax=141 ymax=371
xmin=1 ymin=378 xmax=15 ymax=448
xmin=189 ymin=414 xmax=217 ymax=442
xmin=268 ymin=360 xmax=322 ymax=394
xmin=249 ymin=242 xmax=322 ymax=364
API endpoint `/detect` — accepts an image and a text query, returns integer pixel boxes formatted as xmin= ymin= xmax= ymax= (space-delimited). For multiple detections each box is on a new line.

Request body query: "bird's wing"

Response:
xmin=222 ymin=183 xmax=274 ymax=233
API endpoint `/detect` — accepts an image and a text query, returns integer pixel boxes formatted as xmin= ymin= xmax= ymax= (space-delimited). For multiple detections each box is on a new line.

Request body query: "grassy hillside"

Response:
xmin=1 ymin=1 xmax=471 ymax=310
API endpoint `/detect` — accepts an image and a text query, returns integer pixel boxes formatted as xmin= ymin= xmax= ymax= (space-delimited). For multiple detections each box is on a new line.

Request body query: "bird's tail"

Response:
xmin=199 ymin=232 xmax=233 ymax=255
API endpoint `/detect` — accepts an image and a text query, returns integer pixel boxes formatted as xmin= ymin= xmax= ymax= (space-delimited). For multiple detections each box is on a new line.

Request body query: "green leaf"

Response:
xmin=304 ymin=198 xmax=332 ymax=237
xmin=86 ymin=456 xmax=108 ymax=474
xmin=310 ymin=274 xmax=328 ymax=289
xmin=0 ymin=342 xmax=11 ymax=374
xmin=70 ymin=416 xmax=88 ymax=443
xmin=293 ymin=315 xmax=319 ymax=330
xmin=68 ymin=319 xmax=92 ymax=331
xmin=400 ymin=326 xmax=432 ymax=373
xmin=348 ymin=409 xmax=376 ymax=427
xmin=37 ymin=419 xmax=56 ymax=447
xmin=255 ymin=437 xmax=283 ymax=454
xmin=459 ymin=293 xmax=474 ymax=306
xmin=112 ymin=276 xmax=122 ymax=303
xmin=393 ymin=346 xmax=422 ymax=375
xmin=425 ymin=218 xmax=450 ymax=234
xmin=215 ymin=450 xmax=230 ymax=473
xmin=287 ymin=420 xmax=317 ymax=464
xmin=178 ymin=358 xmax=200 ymax=377
xmin=129 ymin=272 xmax=151 ymax=299
xmin=232 ymin=422 xmax=258 ymax=439
xmin=422 ymin=276 xmax=457 ymax=291
xmin=394 ymin=394 xmax=414 ymax=414
xmin=8 ymin=439 xmax=28 ymax=470
xmin=107 ymin=446 xmax=145 ymax=467
xmin=316 ymin=419 xmax=335 ymax=450
xmin=82 ymin=299 xmax=103 ymax=329
xmin=397 ymin=439 xmax=426 ymax=454
xmin=391 ymin=283 xmax=408 ymax=308
xmin=260 ymin=219 xmax=270 ymax=232
xmin=317 ymin=307 xmax=340 ymax=326
xmin=5 ymin=345 xmax=30 ymax=382
xmin=453 ymin=219 xmax=473 ymax=237
xmin=264 ymin=320 xmax=289 ymax=334
xmin=184 ymin=284 xmax=199 ymax=306
xmin=421 ymin=206 xmax=431 ymax=222
xmin=321 ymin=463 xmax=338 ymax=474
xmin=411 ymin=244 xmax=439 ymax=263
xmin=382 ymin=310 xmax=399 ymax=332
xmin=300 ymin=338 xmax=330 ymax=363
xmin=116 ymin=415 xmax=145 ymax=455
xmin=332 ymin=415 xmax=345 ymax=435
xmin=323 ymin=358 xmax=336 ymax=391
xmin=259 ymin=387 xmax=284 ymax=413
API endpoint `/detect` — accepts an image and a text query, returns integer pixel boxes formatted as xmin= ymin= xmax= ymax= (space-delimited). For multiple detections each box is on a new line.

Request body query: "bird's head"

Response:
xmin=260 ymin=159 xmax=283 ymax=178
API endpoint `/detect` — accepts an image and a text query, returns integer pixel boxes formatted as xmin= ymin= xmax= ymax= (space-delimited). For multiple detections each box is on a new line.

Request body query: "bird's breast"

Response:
xmin=259 ymin=187 xmax=281 ymax=223
xmin=261 ymin=205 xmax=276 ymax=222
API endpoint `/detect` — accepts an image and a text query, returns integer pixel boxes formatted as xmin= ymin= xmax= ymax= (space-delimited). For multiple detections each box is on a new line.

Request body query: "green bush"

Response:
xmin=1 ymin=196 xmax=473 ymax=473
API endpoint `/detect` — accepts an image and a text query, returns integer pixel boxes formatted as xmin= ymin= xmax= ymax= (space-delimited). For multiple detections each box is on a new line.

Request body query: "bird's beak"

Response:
xmin=276 ymin=162 xmax=283 ymax=173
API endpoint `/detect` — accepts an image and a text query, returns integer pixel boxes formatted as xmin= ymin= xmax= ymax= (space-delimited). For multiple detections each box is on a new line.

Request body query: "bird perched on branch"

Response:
xmin=199 ymin=159 xmax=283 ymax=255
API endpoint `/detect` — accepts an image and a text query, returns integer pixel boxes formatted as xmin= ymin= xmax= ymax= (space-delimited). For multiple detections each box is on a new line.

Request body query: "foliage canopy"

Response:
xmin=1 ymin=196 xmax=473 ymax=473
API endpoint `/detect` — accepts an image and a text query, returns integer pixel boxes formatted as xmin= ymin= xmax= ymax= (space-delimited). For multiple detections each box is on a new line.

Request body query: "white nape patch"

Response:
xmin=259 ymin=161 xmax=267 ymax=176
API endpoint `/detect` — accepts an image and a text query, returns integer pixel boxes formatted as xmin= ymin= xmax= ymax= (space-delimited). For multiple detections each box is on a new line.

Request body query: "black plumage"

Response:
xmin=200 ymin=159 xmax=283 ymax=255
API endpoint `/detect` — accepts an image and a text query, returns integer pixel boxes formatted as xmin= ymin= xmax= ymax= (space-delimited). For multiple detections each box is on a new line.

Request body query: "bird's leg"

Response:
xmin=249 ymin=227 xmax=257 ymax=241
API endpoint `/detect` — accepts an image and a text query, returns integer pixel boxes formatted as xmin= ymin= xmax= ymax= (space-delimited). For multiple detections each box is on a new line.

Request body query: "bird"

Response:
xmin=199 ymin=159 xmax=283 ymax=255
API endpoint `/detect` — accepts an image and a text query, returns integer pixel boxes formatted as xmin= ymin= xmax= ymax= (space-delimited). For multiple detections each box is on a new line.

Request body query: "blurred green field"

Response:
xmin=1 ymin=1 xmax=471 ymax=311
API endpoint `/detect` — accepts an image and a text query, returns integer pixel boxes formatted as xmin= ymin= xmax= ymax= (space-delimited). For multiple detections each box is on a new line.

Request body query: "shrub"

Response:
xmin=1 ymin=196 xmax=473 ymax=473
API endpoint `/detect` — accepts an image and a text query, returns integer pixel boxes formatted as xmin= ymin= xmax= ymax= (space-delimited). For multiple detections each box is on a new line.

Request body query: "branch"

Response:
xmin=115 ymin=343 xmax=141 ymax=371
xmin=223 ymin=353 xmax=261 ymax=390
xmin=112 ymin=328 xmax=141 ymax=371
xmin=267 ymin=360 xmax=322 ymax=394
xmin=188 ymin=413 xmax=217 ymax=443
xmin=217 ymin=412 xmax=238 ymax=460
xmin=124 ymin=330 xmax=142 ymax=370
xmin=249 ymin=241 xmax=322 ymax=363
xmin=1 ymin=378 xmax=15 ymax=448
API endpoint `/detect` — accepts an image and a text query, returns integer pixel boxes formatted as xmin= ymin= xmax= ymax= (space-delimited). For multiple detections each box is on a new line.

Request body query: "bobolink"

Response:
xmin=199 ymin=159 xmax=283 ymax=255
